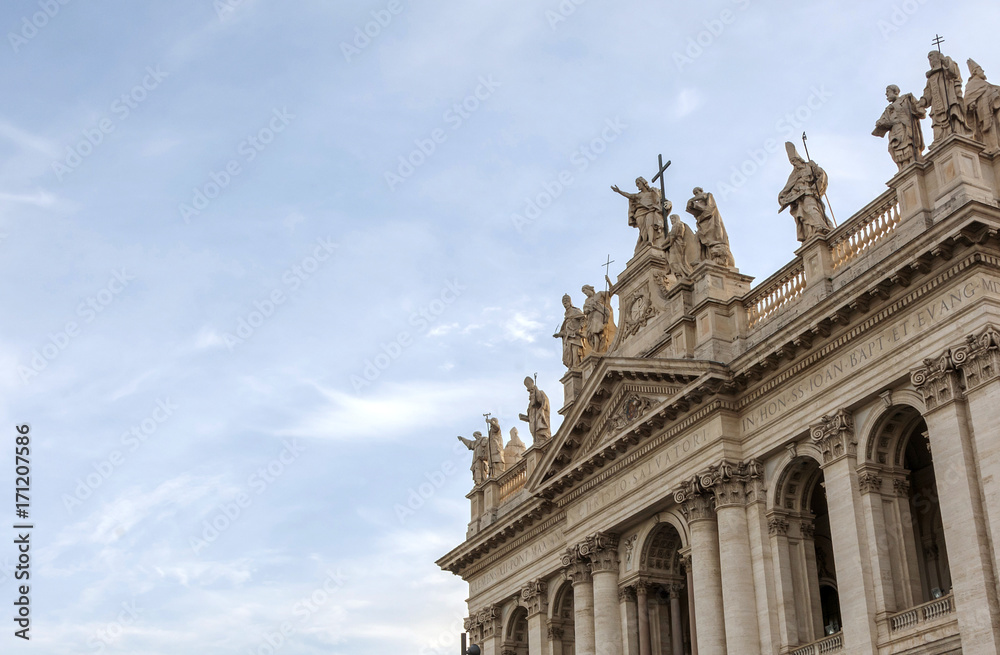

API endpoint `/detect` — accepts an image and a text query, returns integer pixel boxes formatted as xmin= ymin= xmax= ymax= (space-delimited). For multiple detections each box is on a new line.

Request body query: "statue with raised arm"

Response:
xmin=612 ymin=177 xmax=669 ymax=253
xmin=873 ymin=84 xmax=926 ymax=171
xmin=457 ymin=431 xmax=489 ymax=485
xmin=486 ymin=417 xmax=506 ymax=476
xmin=519 ymin=376 xmax=552 ymax=444
xmin=918 ymin=50 xmax=970 ymax=141
xmin=664 ymin=214 xmax=700 ymax=278
xmin=686 ymin=187 xmax=735 ymax=267
xmin=779 ymin=142 xmax=834 ymax=243
xmin=965 ymin=59 xmax=1000 ymax=153
xmin=553 ymin=294 xmax=588 ymax=368
xmin=581 ymin=282 xmax=617 ymax=354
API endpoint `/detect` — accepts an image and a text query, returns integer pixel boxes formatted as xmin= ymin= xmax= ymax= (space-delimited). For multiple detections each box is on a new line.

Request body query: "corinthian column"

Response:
xmin=675 ymin=479 xmax=726 ymax=655
xmin=912 ymin=354 xmax=1000 ymax=651
xmin=703 ymin=461 xmax=761 ymax=655
xmin=522 ymin=579 xmax=549 ymax=655
xmin=581 ymin=532 xmax=623 ymax=655
xmin=635 ymin=581 xmax=650 ymax=655
xmin=563 ymin=549 xmax=597 ymax=655
xmin=667 ymin=583 xmax=685 ymax=655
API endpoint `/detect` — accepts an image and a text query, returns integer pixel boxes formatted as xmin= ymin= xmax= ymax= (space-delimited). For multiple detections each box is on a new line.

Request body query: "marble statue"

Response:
xmin=779 ymin=142 xmax=834 ymax=243
xmin=873 ymin=84 xmax=926 ymax=171
xmin=612 ymin=177 xmax=668 ymax=253
xmin=519 ymin=376 xmax=552 ymax=444
xmin=487 ymin=417 xmax=507 ymax=475
xmin=581 ymin=281 xmax=617 ymax=354
xmin=503 ymin=427 xmax=526 ymax=463
xmin=457 ymin=431 xmax=490 ymax=485
xmin=965 ymin=59 xmax=1000 ymax=153
xmin=686 ymin=187 xmax=735 ymax=267
xmin=918 ymin=50 xmax=970 ymax=141
xmin=664 ymin=214 xmax=700 ymax=278
xmin=553 ymin=294 xmax=589 ymax=368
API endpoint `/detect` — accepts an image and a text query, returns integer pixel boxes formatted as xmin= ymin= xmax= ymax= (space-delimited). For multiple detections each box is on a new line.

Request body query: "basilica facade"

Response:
xmin=438 ymin=52 xmax=1000 ymax=655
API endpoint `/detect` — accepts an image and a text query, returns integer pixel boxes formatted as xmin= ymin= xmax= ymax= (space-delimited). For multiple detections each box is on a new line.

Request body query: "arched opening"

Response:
xmin=637 ymin=522 xmax=691 ymax=655
xmin=549 ymin=583 xmax=575 ymax=655
xmin=868 ymin=406 xmax=951 ymax=610
xmin=772 ymin=454 xmax=843 ymax=646
xmin=504 ymin=606 xmax=528 ymax=655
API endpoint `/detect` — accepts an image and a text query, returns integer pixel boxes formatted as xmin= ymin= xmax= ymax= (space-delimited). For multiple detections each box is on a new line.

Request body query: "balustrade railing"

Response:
xmin=889 ymin=593 xmax=954 ymax=632
xmin=830 ymin=190 xmax=900 ymax=271
xmin=497 ymin=459 xmax=527 ymax=503
xmin=744 ymin=260 xmax=807 ymax=329
xmin=790 ymin=631 xmax=843 ymax=655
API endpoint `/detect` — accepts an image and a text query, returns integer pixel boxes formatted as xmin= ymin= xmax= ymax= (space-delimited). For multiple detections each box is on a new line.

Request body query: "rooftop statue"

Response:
xmin=919 ymin=50 xmax=970 ymax=141
xmin=664 ymin=214 xmax=700 ymax=279
xmin=553 ymin=294 xmax=589 ymax=369
xmin=581 ymin=281 xmax=617 ymax=354
xmin=457 ymin=431 xmax=490 ymax=486
xmin=518 ymin=376 xmax=552 ymax=444
xmin=778 ymin=142 xmax=834 ymax=243
xmin=486 ymin=417 xmax=507 ymax=475
xmin=965 ymin=58 xmax=1000 ymax=154
xmin=873 ymin=84 xmax=926 ymax=171
xmin=503 ymin=427 xmax=526 ymax=463
xmin=612 ymin=177 xmax=668 ymax=253
xmin=686 ymin=187 xmax=735 ymax=267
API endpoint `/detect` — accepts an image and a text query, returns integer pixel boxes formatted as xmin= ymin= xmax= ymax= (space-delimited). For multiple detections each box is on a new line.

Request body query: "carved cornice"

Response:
xmin=858 ymin=471 xmax=884 ymax=495
xmin=810 ymin=408 xmax=857 ymax=465
xmin=521 ymin=579 xmax=548 ymax=617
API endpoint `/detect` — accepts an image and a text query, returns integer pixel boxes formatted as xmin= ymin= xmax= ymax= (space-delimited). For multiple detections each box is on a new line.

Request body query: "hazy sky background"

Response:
xmin=0 ymin=1 xmax=998 ymax=653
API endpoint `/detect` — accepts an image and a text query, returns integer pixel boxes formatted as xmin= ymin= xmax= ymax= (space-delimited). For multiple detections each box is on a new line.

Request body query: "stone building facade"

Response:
xmin=438 ymin=55 xmax=1000 ymax=655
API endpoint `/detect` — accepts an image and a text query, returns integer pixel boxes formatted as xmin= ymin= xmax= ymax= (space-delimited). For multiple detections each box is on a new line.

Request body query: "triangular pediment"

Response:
xmin=525 ymin=357 xmax=733 ymax=495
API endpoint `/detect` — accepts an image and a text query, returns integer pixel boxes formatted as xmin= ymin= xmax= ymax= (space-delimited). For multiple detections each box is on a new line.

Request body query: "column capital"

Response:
xmin=466 ymin=604 xmax=501 ymax=642
xmin=561 ymin=549 xmax=592 ymax=585
xmin=857 ymin=470 xmax=884 ymax=495
xmin=580 ymin=531 xmax=620 ymax=573
xmin=701 ymin=459 xmax=747 ymax=508
xmin=618 ymin=586 xmax=636 ymax=603
xmin=953 ymin=324 xmax=1000 ymax=393
xmin=799 ymin=518 xmax=816 ymax=540
xmin=521 ymin=579 xmax=548 ymax=617
xmin=546 ymin=623 xmax=565 ymax=641
xmin=674 ymin=476 xmax=716 ymax=521
xmin=666 ymin=582 xmax=685 ymax=599
xmin=810 ymin=408 xmax=857 ymax=465
xmin=911 ymin=349 xmax=964 ymax=410
xmin=892 ymin=478 xmax=911 ymax=498
xmin=767 ymin=514 xmax=790 ymax=536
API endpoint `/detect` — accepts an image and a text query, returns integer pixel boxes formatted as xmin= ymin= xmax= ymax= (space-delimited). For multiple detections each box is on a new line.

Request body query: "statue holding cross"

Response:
xmin=612 ymin=168 xmax=671 ymax=254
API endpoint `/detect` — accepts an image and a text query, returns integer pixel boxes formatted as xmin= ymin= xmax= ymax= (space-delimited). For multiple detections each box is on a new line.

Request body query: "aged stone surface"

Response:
xmin=439 ymin=55 xmax=1000 ymax=655
xmin=613 ymin=177 xmax=668 ymax=253
xmin=582 ymin=283 xmax=617 ymax=354
xmin=687 ymin=187 xmax=735 ymax=267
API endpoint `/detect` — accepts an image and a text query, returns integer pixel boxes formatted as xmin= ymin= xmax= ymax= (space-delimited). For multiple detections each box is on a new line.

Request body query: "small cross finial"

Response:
xmin=602 ymin=254 xmax=615 ymax=277
xmin=932 ymin=34 xmax=945 ymax=52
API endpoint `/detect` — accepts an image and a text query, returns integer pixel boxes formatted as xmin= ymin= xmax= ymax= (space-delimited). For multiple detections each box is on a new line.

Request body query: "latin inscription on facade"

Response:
xmin=566 ymin=429 xmax=708 ymax=527
xmin=741 ymin=276 xmax=1000 ymax=434
xmin=468 ymin=530 xmax=564 ymax=596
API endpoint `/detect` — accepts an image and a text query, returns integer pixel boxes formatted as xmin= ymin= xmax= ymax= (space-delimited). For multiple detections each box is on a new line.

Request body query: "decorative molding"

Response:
xmin=879 ymin=389 xmax=893 ymax=408
xmin=466 ymin=604 xmax=501 ymax=642
xmin=810 ymin=408 xmax=857 ymax=465
xmin=623 ymin=533 xmax=639 ymax=570
xmin=580 ymin=531 xmax=620 ymax=573
xmin=768 ymin=516 xmax=790 ymax=536
xmin=858 ymin=471 xmax=884 ymax=495
xmin=799 ymin=520 xmax=816 ymax=540
xmin=547 ymin=625 xmax=565 ymax=641
xmin=520 ymin=579 xmax=548 ymax=617
xmin=954 ymin=324 xmax=1000 ymax=392
xmin=674 ymin=476 xmax=716 ymax=522
xmin=561 ymin=548 xmax=592 ymax=585
xmin=911 ymin=349 xmax=964 ymax=410
xmin=666 ymin=582 xmax=685 ymax=599
xmin=618 ymin=586 xmax=636 ymax=603
xmin=893 ymin=478 xmax=911 ymax=497
xmin=621 ymin=282 xmax=657 ymax=340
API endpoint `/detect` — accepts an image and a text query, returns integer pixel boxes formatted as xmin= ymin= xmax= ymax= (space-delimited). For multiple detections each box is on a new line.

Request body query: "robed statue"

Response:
xmin=457 ymin=431 xmax=490 ymax=485
xmin=486 ymin=417 xmax=507 ymax=475
xmin=553 ymin=294 xmax=589 ymax=368
xmin=519 ymin=376 xmax=552 ymax=444
xmin=918 ymin=50 xmax=970 ymax=141
xmin=581 ymin=281 xmax=617 ymax=354
xmin=873 ymin=84 xmax=926 ymax=171
xmin=686 ymin=187 xmax=735 ymax=267
xmin=612 ymin=177 xmax=668 ymax=253
xmin=779 ymin=142 xmax=834 ymax=243
xmin=664 ymin=214 xmax=700 ymax=278
xmin=965 ymin=59 xmax=1000 ymax=153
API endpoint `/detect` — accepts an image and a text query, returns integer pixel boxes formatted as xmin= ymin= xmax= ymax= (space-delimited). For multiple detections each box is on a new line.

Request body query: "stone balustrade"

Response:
xmin=790 ymin=631 xmax=843 ymax=655
xmin=888 ymin=593 xmax=954 ymax=632
xmin=829 ymin=190 xmax=900 ymax=271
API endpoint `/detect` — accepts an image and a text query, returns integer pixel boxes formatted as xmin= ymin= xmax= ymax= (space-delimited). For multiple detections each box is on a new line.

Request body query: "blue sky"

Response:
xmin=0 ymin=1 xmax=998 ymax=653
